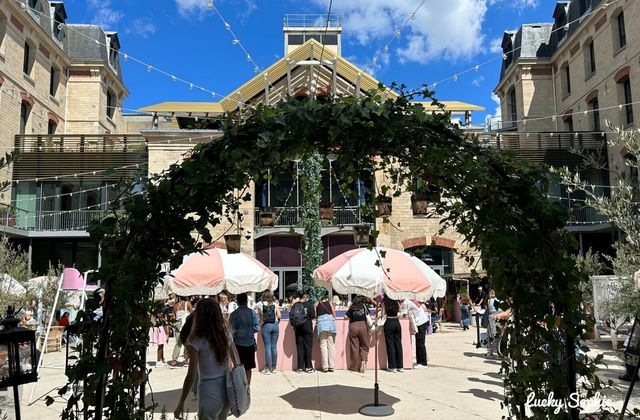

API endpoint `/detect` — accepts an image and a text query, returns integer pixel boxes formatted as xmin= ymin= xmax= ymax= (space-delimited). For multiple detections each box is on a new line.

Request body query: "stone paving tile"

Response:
xmin=1 ymin=323 xmax=638 ymax=419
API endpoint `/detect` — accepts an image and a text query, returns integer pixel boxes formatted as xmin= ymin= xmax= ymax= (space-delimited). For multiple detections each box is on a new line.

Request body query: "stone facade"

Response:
xmin=495 ymin=0 xmax=639 ymax=178
xmin=0 ymin=0 xmax=128 ymax=199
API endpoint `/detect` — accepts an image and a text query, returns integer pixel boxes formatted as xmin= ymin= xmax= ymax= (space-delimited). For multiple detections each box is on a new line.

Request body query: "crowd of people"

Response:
xmin=161 ymin=291 xmax=443 ymax=418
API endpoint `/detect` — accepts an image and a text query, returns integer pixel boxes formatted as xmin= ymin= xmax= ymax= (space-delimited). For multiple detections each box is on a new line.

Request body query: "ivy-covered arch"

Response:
xmin=67 ymin=89 xmax=602 ymax=419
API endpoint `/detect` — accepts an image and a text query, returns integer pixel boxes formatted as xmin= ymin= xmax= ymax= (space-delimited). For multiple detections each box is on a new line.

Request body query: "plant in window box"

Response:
xmin=375 ymin=195 xmax=392 ymax=217
xmin=259 ymin=207 xmax=276 ymax=227
xmin=319 ymin=202 xmax=334 ymax=223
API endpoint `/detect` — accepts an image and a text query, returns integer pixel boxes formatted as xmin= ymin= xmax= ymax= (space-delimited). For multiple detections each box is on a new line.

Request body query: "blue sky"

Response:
xmin=65 ymin=0 xmax=552 ymax=125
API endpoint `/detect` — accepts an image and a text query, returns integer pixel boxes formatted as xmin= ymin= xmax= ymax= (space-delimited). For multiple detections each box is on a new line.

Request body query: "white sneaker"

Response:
xmin=270 ymin=369 xmax=278 ymax=374
xmin=413 ymin=364 xmax=427 ymax=369
xmin=261 ymin=369 xmax=271 ymax=375
xmin=156 ymin=361 xmax=165 ymax=368
xmin=386 ymin=368 xmax=397 ymax=373
xmin=397 ymin=368 xmax=404 ymax=373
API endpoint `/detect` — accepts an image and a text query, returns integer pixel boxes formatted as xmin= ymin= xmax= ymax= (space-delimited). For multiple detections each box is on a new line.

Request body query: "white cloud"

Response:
xmin=310 ymin=0 xmax=538 ymax=66
xmin=310 ymin=0 xmax=488 ymax=65
xmin=175 ymin=0 xmax=257 ymax=19
xmin=489 ymin=37 xmax=503 ymax=54
xmin=472 ymin=76 xmax=485 ymax=87
xmin=88 ymin=0 xmax=123 ymax=30
xmin=485 ymin=93 xmax=502 ymax=129
xmin=129 ymin=19 xmax=156 ymax=38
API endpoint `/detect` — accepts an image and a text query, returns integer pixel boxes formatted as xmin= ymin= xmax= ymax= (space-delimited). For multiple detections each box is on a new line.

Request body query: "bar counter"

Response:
xmin=254 ymin=317 xmax=413 ymax=371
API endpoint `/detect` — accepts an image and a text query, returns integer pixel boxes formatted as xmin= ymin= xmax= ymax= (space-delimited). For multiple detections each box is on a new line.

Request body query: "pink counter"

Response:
xmin=254 ymin=319 xmax=413 ymax=371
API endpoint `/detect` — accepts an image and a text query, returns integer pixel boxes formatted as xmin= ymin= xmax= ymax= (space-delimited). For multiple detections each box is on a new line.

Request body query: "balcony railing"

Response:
xmin=0 ymin=207 xmax=106 ymax=231
xmin=547 ymin=196 xmax=610 ymax=225
xmin=254 ymin=206 xmax=368 ymax=227
xmin=14 ymin=134 xmax=147 ymax=153
xmin=283 ymin=14 xmax=342 ymax=28
xmin=488 ymin=131 xmax=607 ymax=168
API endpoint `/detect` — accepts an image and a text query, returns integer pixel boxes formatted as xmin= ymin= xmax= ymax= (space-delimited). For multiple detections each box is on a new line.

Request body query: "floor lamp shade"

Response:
xmin=61 ymin=268 xmax=84 ymax=291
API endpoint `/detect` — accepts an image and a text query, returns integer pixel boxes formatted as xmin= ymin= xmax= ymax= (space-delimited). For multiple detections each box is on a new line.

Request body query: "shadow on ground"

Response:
xmin=280 ymin=384 xmax=400 ymax=415
xmin=145 ymin=389 xmax=199 ymax=415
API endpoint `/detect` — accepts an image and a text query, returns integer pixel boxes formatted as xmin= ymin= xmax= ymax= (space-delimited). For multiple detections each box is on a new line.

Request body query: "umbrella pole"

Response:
xmin=359 ymin=300 xmax=394 ymax=417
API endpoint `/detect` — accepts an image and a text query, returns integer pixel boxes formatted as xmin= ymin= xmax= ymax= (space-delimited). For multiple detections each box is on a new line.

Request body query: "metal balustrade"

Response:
xmin=254 ymin=206 xmax=368 ymax=227
xmin=14 ymin=134 xmax=147 ymax=153
xmin=0 ymin=208 xmax=105 ymax=231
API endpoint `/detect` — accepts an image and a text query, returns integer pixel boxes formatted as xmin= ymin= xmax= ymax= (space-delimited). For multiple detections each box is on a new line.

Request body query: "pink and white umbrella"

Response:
xmin=314 ymin=247 xmax=446 ymax=301
xmin=166 ymin=248 xmax=278 ymax=296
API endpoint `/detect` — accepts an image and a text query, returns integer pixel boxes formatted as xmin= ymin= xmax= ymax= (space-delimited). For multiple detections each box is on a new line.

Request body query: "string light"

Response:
xmin=208 ymin=1 xmax=262 ymax=74
xmin=13 ymin=0 xmax=223 ymax=99
xmin=423 ymin=0 xmax=620 ymax=90
xmin=364 ymin=0 xmax=428 ymax=74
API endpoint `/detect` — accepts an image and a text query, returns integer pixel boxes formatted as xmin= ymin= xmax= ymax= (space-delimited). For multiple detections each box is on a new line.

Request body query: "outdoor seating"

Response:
xmin=44 ymin=326 xmax=65 ymax=352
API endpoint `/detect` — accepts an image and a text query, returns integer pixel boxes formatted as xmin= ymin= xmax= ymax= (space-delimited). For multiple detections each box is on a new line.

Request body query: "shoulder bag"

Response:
xmin=226 ymin=333 xmax=251 ymax=417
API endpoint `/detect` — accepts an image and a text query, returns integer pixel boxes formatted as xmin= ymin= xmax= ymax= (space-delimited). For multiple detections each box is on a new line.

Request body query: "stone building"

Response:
xmin=493 ymin=0 xmax=638 ymax=257
xmin=0 ymin=0 xmax=144 ymax=272
xmin=140 ymin=15 xmax=485 ymax=297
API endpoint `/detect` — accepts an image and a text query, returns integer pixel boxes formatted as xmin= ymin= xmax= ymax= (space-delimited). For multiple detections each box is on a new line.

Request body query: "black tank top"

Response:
xmin=316 ymin=300 xmax=332 ymax=317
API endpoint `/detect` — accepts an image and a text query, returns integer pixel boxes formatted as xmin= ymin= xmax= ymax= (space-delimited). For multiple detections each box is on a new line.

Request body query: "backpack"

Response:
xmin=262 ymin=303 xmax=276 ymax=324
xmin=289 ymin=302 xmax=306 ymax=328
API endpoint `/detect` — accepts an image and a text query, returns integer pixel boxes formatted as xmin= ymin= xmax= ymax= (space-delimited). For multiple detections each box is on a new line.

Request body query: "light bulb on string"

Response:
xmin=394 ymin=30 xmax=401 ymax=38
xmin=232 ymin=39 xmax=239 ymax=45
xmin=551 ymin=116 xmax=557 ymax=122
xmin=224 ymin=22 xmax=231 ymax=30
xmin=410 ymin=13 xmax=416 ymax=20
xmin=383 ymin=45 xmax=389 ymax=53
xmin=171 ymin=76 xmax=177 ymax=82
xmin=453 ymin=75 xmax=458 ymax=81
xmin=208 ymin=0 xmax=213 ymax=8
xmin=189 ymin=83 xmax=193 ymax=89
xmin=246 ymin=54 xmax=251 ymax=61
xmin=254 ymin=66 xmax=259 ymax=73
xmin=474 ymin=65 xmax=480 ymax=72
xmin=147 ymin=65 xmax=152 ymax=72
xmin=123 ymin=53 xmax=128 ymax=61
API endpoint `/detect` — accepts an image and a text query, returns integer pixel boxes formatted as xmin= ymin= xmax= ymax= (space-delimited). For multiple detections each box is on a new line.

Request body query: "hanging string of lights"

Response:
xmin=207 ymin=0 xmax=262 ymax=74
xmin=12 ymin=0 xmax=223 ymax=98
xmin=422 ymin=0 xmax=620 ymax=90
xmin=364 ymin=0 xmax=428 ymax=75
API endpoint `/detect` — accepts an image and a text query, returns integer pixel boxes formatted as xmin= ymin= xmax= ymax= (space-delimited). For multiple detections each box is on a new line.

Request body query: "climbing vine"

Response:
xmin=59 ymin=87 xmax=612 ymax=419
xmin=300 ymin=150 xmax=324 ymax=300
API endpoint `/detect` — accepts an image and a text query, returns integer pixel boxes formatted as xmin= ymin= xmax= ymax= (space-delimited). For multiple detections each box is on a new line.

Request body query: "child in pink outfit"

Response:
xmin=151 ymin=315 xmax=169 ymax=367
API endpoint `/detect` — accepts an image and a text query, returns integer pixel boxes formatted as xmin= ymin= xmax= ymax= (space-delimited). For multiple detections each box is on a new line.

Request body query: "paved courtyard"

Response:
xmin=2 ymin=323 xmax=638 ymax=419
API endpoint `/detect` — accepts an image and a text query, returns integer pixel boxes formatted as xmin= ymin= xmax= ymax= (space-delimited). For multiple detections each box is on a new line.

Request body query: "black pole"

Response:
xmin=565 ymin=333 xmax=578 ymax=420
xmin=374 ymin=383 xmax=379 ymax=406
xmin=475 ymin=312 xmax=481 ymax=348
xmin=620 ymin=357 xmax=640 ymax=419
xmin=14 ymin=384 xmax=21 ymax=420
xmin=139 ymin=350 xmax=146 ymax=412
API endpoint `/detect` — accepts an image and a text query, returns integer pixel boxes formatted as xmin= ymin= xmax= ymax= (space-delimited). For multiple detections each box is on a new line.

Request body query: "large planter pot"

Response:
xmin=224 ymin=234 xmax=241 ymax=254
xmin=319 ymin=202 xmax=334 ymax=222
xmin=259 ymin=209 xmax=276 ymax=227
xmin=411 ymin=198 xmax=430 ymax=215
xmin=352 ymin=224 xmax=371 ymax=246
xmin=376 ymin=196 xmax=392 ymax=217
xmin=452 ymin=300 xmax=462 ymax=323
xmin=294 ymin=86 xmax=310 ymax=98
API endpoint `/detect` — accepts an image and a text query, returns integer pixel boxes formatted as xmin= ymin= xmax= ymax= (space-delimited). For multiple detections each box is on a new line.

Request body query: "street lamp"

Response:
xmin=0 ymin=306 xmax=38 ymax=420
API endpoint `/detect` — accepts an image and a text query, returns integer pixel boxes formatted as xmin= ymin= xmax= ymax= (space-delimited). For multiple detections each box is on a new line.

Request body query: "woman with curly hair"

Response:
xmin=175 ymin=297 xmax=230 ymax=419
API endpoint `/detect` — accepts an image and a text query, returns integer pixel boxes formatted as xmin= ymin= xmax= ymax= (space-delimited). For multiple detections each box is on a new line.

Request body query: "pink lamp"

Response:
xmin=61 ymin=267 xmax=85 ymax=291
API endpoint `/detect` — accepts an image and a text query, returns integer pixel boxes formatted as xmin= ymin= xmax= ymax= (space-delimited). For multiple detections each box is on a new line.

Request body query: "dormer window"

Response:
xmin=504 ymin=43 xmax=513 ymax=68
xmin=578 ymin=0 xmax=590 ymax=15
xmin=106 ymin=33 xmax=120 ymax=73
xmin=51 ymin=3 xmax=67 ymax=45
xmin=27 ymin=0 xmax=41 ymax=21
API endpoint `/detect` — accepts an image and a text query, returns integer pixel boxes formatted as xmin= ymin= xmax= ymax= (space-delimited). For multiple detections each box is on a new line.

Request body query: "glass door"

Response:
xmin=271 ymin=268 xmax=302 ymax=300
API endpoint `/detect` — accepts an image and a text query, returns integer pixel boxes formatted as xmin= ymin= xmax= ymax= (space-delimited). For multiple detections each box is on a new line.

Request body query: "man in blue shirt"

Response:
xmin=229 ymin=293 xmax=259 ymax=384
